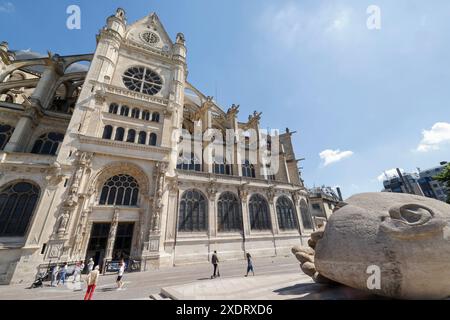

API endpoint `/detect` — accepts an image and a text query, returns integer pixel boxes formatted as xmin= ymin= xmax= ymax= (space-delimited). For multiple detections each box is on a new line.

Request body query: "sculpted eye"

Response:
xmin=388 ymin=204 xmax=434 ymax=226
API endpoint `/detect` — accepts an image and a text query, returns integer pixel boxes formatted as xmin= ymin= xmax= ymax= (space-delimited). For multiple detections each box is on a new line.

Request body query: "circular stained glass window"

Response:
xmin=140 ymin=32 xmax=159 ymax=44
xmin=122 ymin=66 xmax=163 ymax=95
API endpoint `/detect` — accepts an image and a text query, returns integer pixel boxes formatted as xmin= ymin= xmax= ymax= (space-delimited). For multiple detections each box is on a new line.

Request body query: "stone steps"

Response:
xmin=149 ymin=293 xmax=172 ymax=300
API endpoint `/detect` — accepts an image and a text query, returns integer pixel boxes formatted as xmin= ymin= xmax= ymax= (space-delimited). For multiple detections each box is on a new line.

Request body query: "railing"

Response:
xmin=102 ymin=259 xmax=142 ymax=275
xmin=36 ymin=261 xmax=80 ymax=281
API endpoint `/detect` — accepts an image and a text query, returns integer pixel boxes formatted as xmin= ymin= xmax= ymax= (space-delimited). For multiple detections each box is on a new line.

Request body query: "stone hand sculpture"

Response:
xmin=293 ymin=192 xmax=450 ymax=299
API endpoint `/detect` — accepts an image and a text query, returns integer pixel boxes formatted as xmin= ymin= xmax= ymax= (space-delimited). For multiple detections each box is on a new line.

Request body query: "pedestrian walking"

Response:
xmin=116 ymin=259 xmax=126 ymax=290
xmin=84 ymin=266 xmax=100 ymax=300
xmin=72 ymin=261 xmax=81 ymax=283
xmin=211 ymin=251 xmax=220 ymax=279
xmin=57 ymin=263 xmax=68 ymax=285
xmin=50 ymin=264 xmax=59 ymax=287
xmin=87 ymin=258 xmax=94 ymax=273
xmin=245 ymin=253 xmax=255 ymax=277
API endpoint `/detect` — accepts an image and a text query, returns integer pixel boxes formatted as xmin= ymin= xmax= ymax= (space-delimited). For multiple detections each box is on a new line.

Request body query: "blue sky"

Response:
xmin=1 ymin=0 xmax=449 ymax=199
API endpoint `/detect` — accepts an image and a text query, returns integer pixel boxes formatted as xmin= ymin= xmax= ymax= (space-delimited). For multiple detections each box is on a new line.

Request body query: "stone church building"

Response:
xmin=0 ymin=8 xmax=313 ymax=284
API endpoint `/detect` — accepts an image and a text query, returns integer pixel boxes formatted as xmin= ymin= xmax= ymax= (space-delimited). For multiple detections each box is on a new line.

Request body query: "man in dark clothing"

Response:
xmin=211 ymin=251 xmax=220 ymax=278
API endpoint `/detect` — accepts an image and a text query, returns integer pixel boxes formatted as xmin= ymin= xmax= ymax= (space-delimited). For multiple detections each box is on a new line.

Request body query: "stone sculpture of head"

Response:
xmin=314 ymin=192 xmax=450 ymax=299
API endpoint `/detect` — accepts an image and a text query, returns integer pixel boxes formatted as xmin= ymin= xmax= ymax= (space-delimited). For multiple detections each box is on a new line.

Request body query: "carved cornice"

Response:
xmin=78 ymin=134 xmax=171 ymax=154
xmin=90 ymin=81 xmax=171 ymax=110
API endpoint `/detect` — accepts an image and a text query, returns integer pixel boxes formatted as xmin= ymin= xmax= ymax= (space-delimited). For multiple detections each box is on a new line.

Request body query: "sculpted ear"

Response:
xmin=388 ymin=204 xmax=434 ymax=226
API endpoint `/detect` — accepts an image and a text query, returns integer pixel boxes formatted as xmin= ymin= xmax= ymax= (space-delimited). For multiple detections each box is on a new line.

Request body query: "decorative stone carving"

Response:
xmin=206 ymin=181 xmax=218 ymax=198
xmin=151 ymin=162 xmax=168 ymax=233
xmin=176 ymin=32 xmax=185 ymax=45
xmin=266 ymin=187 xmax=275 ymax=204
xmin=238 ymin=186 xmax=249 ymax=203
xmin=292 ymin=192 xmax=450 ymax=300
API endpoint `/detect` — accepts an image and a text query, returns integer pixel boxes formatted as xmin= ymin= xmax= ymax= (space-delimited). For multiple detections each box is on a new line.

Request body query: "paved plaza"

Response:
xmin=0 ymin=255 xmax=381 ymax=300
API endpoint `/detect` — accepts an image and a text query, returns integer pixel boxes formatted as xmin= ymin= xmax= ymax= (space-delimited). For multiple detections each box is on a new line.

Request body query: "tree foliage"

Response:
xmin=434 ymin=163 xmax=450 ymax=204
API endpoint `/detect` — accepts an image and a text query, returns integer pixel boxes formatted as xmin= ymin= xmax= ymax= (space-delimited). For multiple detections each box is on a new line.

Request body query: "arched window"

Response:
xmin=131 ymin=108 xmax=140 ymax=119
xmin=115 ymin=128 xmax=125 ymax=141
xmin=109 ymin=103 xmax=119 ymax=114
xmin=214 ymin=159 xmax=232 ymax=175
xmin=102 ymin=125 xmax=113 ymax=139
xmin=142 ymin=110 xmax=150 ymax=121
xmin=120 ymin=105 xmax=129 ymax=117
xmin=0 ymin=182 xmax=40 ymax=237
xmin=248 ymin=194 xmax=271 ymax=231
xmin=31 ymin=132 xmax=64 ymax=155
xmin=149 ymin=133 xmax=157 ymax=146
xmin=178 ymin=189 xmax=207 ymax=232
xmin=276 ymin=196 xmax=298 ymax=230
xmin=138 ymin=131 xmax=146 ymax=144
xmin=152 ymin=112 xmax=160 ymax=122
xmin=177 ymin=153 xmax=201 ymax=171
xmin=300 ymin=200 xmax=313 ymax=230
xmin=217 ymin=192 xmax=242 ymax=232
xmin=99 ymin=174 xmax=139 ymax=206
xmin=242 ymin=160 xmax=256 ymax=178
xmin=0 ymin=124 xmax=14 ymax=150
xmin=126 ymin=129 xmax=136 ymax=143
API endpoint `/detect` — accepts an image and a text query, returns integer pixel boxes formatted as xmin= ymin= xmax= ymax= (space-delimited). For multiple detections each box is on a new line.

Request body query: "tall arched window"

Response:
xmin=120 ymin=105 xmax=129 ymax=117
xmin=126 ymin=129 xmax=136 ymax=143
xmin=152 ymin=112 xmax=160 ymax=122
xmin=0 ymin=124 xmax=14 ymax=150
xmin=115 ymin=127 xmax=125 ymax=141
xmin=138 ymin=131 xmax=146 ymax=144
xmin=0 ymin=182 xmax=40 ymax=237
xmin=249 ymin=194 xmax=271 ymax=231
xmin=276 ymin=196 xmax=298 ymax=230
xmin=178 ymin=190 xmax=207 ymax=232
xmin=131 ymin=108 xmax=140 ymax=119
xmin=102 ymin=125 xmax=113 ymax=139
xmin=300 ymin=200 xmax=313 ymax=230
xmin=109 ymin=103 xmax=119 ymax=114
xmin=142 ymin=111 xmax=150 ymax=121
xmin=31 ymin=132 xmax=64 ymax=155
xmin=177 ymin=153 xmax=201 ymax=171
xmin=242 ymin=160 xmax=256 ymax=178
xmin=214 ymin=161 xmax=232 ymax=175
xmin=99 ymin=174 xmax=139 ymax=206
xmin=149 ymin=133 xmax=157 ymax=146
xmin=218 ymin=192 xmax=242 ymax=232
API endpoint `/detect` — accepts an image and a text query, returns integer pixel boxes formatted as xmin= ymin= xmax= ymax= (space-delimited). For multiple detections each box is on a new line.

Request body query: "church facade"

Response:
xmin=0 ymin=9 xmax=313 ymax=284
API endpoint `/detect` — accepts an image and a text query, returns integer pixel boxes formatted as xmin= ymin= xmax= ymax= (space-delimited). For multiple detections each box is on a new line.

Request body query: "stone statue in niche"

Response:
xmin=292 ymin=192 xmax=450 ymax=299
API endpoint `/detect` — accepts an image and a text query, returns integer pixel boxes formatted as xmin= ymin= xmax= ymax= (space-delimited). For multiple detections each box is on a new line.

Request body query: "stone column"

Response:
xmin=30 ymin=63 xmax=62 ymax=110
xmin=267 ymin=188 xmax=279 ymax=235
xmin=105 ymin=209 xmax=119 ymax=261
xmin=239 ymin=187 xmax=251 ymax=237
xmin=4 ymin=104 xmax=40 ymax=152
xmin=292 ymin=191 xmax=305 ymax=236
xmin=207 ymin=182 xmax=218 ymax=238
xmin=164 ymin=178 xmax=179 ymax=241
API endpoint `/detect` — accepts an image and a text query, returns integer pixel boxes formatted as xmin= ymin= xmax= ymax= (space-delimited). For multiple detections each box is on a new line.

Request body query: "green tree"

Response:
xmin=434 ymin=163 xmax=450 ymax=204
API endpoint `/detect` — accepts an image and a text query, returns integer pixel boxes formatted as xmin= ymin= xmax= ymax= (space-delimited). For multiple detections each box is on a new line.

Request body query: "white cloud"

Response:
xmin=377 ymin=168 xmax=404 ymax=182
xmin=0 ymin=2 xmax=14 ymax=13
xmin=258 ymin=2 xmax=356 ymax=49
xmin=417 ymin=122 xmax=450 ymax=152
xmin=319 ymin=149 xmax=353 ymax=166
